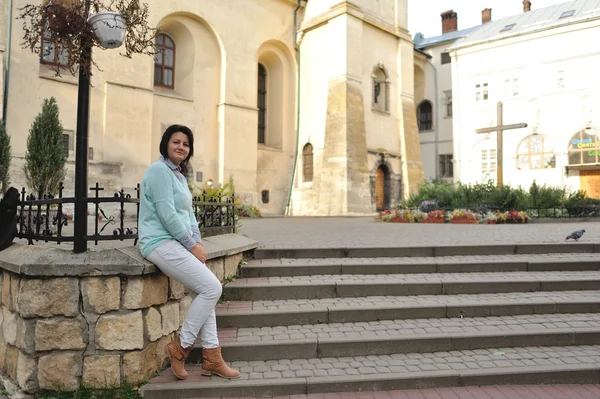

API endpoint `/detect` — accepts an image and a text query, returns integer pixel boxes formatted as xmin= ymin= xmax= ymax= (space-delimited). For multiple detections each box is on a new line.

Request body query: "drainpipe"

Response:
xmin=285 ymin=0 xmax=302 ymax=216
xmin=427 ymin=56 xmax=440 ymax=178
xmin=2 ymin=0 xmax=13 ymax=122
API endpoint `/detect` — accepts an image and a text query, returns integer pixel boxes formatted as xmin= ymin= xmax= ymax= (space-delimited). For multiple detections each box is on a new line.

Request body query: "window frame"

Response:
xmin=516 ymin=134 xmax=555 ymax=170
xmin=438 ymin=154 xmax=454 ymax=178
xmin=444 ymin=90 xmax=453 ymax=117
xmin=40 ymin=28 xmax=69 ymax=67
xmin=257 ymin=63 xmax=267 ymax=144
xmin=302 ymin=143 xmax=314 ymax=183
xmin=417 ymin=100 xmax=433 ymax=132
xmin=154 ymin=33 xmax=176 ymax=89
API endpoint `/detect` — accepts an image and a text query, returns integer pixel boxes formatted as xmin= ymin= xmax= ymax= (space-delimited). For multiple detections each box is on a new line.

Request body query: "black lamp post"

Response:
xmin=73 ymin=0 xmax=92 ymax=253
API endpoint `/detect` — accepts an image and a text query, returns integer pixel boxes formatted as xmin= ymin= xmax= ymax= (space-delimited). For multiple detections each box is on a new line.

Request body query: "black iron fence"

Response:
xmin=13 ymin=182 xmax=236 ymax=247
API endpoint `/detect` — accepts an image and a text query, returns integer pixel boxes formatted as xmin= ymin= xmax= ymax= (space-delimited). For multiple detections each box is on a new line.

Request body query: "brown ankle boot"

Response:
xmin=201 ymin=346 xmax=241 ymax=379
xmin=167 ymin=339 xmax=192 ymax=380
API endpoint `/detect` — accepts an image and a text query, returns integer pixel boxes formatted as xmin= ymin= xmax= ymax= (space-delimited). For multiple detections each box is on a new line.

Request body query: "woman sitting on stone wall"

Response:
xmin=137 ymin=124 xmax=240 ymax=380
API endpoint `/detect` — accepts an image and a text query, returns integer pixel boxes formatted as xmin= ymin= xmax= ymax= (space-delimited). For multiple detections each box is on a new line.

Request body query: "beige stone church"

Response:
xmin=0 ymin=0 xmax=424 ymax=216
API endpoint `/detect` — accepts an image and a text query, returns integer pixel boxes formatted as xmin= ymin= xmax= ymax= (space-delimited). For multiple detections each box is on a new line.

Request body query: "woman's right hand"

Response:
xmin=191 ymin=243 xmax=208 ymax=263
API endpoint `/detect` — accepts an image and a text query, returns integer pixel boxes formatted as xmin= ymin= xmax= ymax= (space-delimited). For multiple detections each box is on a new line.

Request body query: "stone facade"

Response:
xmin=0 ymin=234 xmax=257 ymax=396
xmin=1 ymin=0 xmax=422 ymax=216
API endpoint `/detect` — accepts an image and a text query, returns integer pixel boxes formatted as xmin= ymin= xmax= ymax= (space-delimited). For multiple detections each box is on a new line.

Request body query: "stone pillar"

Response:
xmin=297 ymin=4 xmax=373 ymax=216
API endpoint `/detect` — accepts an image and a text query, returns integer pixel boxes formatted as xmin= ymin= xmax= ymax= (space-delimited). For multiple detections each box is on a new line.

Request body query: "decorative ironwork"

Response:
xmin=12 ymin=182 xmax=236 ymax=247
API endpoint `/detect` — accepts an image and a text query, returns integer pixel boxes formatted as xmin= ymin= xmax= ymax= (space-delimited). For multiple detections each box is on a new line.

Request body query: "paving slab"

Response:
xmin=223 ymin=271 xmax=600 ymax=300
xmin=199 ymin=385 xmax=600 ymax=399
xmin=242 ymin=253 xmax=600 ymax=277
xmin=216 ymin=290 xmax=600 ymax=327
xmin=239 ymin=218 xmax=600 ymax=249
xmin=139 ymin=345 xmax=600 ymax=398
xmin=204 ymin=313 xmax=600 ymax=362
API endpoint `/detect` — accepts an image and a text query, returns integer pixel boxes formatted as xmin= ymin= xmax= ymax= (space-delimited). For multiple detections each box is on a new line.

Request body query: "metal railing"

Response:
xmin=13 ymin=182 xmax=236 ymax=247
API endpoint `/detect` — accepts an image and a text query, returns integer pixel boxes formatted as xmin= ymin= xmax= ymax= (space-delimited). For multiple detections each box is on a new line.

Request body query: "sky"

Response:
xmin=407 ymin=0 xmax=569 ymax=38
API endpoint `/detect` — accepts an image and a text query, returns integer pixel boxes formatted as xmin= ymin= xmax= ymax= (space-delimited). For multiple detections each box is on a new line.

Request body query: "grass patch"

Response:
xmin=38 ymin=382 xmax=141 ymax=399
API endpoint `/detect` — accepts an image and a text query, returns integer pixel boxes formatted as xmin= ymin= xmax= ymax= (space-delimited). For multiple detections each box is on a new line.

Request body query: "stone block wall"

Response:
xmin=0 ymin=236 xmax=254 ymax=397
xmin=0 ymin=271 xmax=189 ymax=393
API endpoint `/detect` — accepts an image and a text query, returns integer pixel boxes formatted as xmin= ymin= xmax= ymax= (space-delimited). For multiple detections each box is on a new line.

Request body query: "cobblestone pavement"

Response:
xmin=239 ymin=218 xmax=600 ymax=248
xmin=227 ymin=270 xmax=600 ymax=286
xmin=215 ymin=313 xmax=599 ymax=343
xmin=215 ymin=290 xmax=600 ymax=312
xmin=151 ymin=344 xmax=600 ymax=382
xmin=204 ymin=384 xmax=600 ymax=398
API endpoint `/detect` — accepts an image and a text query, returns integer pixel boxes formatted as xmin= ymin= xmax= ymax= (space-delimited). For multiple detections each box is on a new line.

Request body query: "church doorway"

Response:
xmin=580 ymin=170 xmax=600 ymax=199
xmin=375 ymin=165 xmax=391 ymax=210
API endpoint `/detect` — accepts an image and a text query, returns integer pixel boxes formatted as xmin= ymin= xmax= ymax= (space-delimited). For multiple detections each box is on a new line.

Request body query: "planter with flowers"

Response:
xmin=485 ymin=210 xmax=506 ymax=224
xmin=421 ymin=209 xmax=446 ymax=223
xmin=450 ymin=208 xmax=479 ymax=224
xmin=503 ymin=210 xmax=530 ymax=224
xmin=379 ymin=208 xmax=424 ymax=223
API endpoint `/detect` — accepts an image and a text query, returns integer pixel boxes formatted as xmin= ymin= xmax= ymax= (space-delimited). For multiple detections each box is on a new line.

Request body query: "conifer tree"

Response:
xmin=23 ymin=97 xmax=66 ymax=196
xmin=0 ymin=120 xmax=11 ymax=194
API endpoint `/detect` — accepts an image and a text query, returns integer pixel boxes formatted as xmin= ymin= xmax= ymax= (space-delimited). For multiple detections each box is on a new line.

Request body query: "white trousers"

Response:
xmin=146 ymin=239 xmax=222 ymax=349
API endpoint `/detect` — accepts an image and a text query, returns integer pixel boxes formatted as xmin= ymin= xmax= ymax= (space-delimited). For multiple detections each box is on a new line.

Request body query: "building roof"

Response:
xmin=413 ymin=25 xmax=480 ymax=50
xmin=450 ymin=0 xmax=600 ymax=50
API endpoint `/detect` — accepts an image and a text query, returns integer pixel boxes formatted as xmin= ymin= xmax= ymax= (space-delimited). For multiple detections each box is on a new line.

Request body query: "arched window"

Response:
xmin=568 ymin=129 xmax=600 ymax=166
xmin=371 ymin=63 xmax=390 ymax=113
xmin=257 ymin=64 xmax=267 ymax=144
xmin=302 ymin=143 xmax=313 ymax=182
xmin=517 ymin=135 xmax=555 ymax=170
xmin=417 ymin=101 xmax=433 ymax=131
xmin=154 ymin=34 xmax=175 ymax=88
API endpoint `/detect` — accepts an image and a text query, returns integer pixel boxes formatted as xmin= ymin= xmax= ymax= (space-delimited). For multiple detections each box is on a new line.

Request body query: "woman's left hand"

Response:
xmin=191 ymin=243 xmax=208 ymax=263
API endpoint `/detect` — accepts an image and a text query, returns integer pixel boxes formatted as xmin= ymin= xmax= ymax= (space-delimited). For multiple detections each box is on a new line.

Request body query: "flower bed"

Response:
xmin=450 ymin=208 xmax=479 ymax=224
xmin=420 ymin=210 xmax=445 ymax=223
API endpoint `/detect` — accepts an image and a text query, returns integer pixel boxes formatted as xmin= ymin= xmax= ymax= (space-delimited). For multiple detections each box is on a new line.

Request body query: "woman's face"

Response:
xmin=167 ymin=132 xmax=190 ymax=165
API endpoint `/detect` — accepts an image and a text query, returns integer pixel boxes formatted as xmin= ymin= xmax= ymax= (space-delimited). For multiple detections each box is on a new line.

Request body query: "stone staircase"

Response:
xmin=139 ymin=244 xmax=600 ymax=398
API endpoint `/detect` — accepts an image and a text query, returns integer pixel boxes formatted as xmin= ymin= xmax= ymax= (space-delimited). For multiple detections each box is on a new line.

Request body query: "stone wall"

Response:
xmin=0 ymin=234 xmax=257 ymax=397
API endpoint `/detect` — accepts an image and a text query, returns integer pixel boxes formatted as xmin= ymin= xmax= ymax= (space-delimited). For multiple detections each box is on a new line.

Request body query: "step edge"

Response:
xmin=139 ymin=363 xmax=600 ymax=398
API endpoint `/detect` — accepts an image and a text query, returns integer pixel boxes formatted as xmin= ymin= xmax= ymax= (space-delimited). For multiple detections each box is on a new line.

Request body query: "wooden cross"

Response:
xmin=475 ymin=101 xmax=528 ymax=186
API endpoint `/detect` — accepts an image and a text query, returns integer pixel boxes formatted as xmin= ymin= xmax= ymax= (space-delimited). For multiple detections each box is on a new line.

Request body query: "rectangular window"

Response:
xmin=441 ymin=52 xmax=451 ymax=65
xmin=500 ymin=24 xmax=516 ymax=32
xmin=62 ymin=131 xmax=74 ymax=158
xmin=41 ymin=38 xmax=69 ymax=67
xmin=559 ymin=10 xmax=575 ymax=19
xmin=558 ymin=70 xmax=565 ymax=89
xmin=62 ymin=134 xmax=70 ymax=158
xmin=439 ymin=154 xmax=453 ymax=178
xmin=490 ymin=149 xmax=497 ymax=172
xmin=476 ymin=83 xmax=489 ymax=102
xmin=444 ymin=91 xmax=452 ymax=117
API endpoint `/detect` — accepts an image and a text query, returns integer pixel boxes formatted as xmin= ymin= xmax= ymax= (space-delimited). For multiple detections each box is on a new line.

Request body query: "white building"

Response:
xmin=414 ymin=9 xmax=487 ymax=181
xmin=449 ymin=0 xmax=600 ymax=197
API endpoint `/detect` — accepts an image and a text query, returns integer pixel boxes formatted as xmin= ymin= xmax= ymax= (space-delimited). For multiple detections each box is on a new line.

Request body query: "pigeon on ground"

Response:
xmin=566 ymin=229 xmax=586 ymax=241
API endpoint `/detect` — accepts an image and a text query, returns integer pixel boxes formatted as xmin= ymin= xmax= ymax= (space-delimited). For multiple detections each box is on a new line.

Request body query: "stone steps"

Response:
xmin=139 ymin=251 xmax=600 ymax=398
xmin=242 ymin=254 xmax=600 ymax=277
xmin=215 ymin=291 xmax=600 ymax=328
xmin=139 ymin=344 xmax=600 ymax=399
xmin=191 ymin=313 xmax=600 ymax=363
xmin=252 ymin=243 xmax=600 ymax=260
xmin=224 ymin=271 xmax=600 ymax=301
